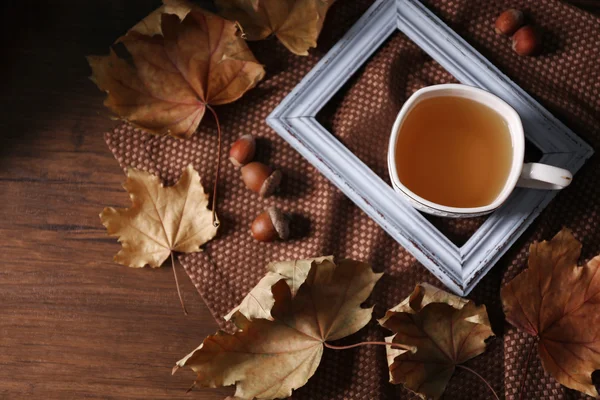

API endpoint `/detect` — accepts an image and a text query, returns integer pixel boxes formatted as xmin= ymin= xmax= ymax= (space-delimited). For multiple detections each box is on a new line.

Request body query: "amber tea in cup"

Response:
xmin=394 ymin=96 xmax=513 ymax=208
xmin=388 ymin=84 xmax=573 ymax=218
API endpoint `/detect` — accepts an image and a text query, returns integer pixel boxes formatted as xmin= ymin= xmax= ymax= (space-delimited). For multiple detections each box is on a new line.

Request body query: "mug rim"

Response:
xmin=387 ymin=83 xmax=525 ymax=215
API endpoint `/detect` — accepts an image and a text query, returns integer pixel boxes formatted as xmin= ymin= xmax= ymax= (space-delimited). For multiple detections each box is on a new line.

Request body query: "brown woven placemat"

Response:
xmin=104 ymin=0 xmax=600 ymax=398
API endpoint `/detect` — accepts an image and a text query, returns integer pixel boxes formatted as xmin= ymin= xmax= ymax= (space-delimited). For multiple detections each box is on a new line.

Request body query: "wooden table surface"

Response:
xmin=0 ymin=1 xmax=226 ymax=399
xmin=1 ymin=1 xmax=598 ymax=400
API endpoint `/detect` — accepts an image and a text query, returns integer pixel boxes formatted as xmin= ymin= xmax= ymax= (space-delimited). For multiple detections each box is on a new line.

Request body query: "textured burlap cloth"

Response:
xmin=105 ymin=0 xmax=600 ymax=398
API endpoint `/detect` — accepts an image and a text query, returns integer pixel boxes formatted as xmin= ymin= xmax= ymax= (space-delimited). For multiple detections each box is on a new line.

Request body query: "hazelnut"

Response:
xmin=241 ymin=162 xmax=282 ymax=197
xmin=251 ymin=207 xmax=290 ymax=242
xmin=229 ymin=134 xmax=256 ymax=167
xmin=512 ymin=26 xmax=540 ymax=56
xmin=494 ymin=9 xmax=524 ymax=36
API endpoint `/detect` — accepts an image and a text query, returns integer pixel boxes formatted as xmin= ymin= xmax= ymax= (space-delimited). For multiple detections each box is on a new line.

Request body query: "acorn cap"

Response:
xmin=267 ymin=207 xmax=289 ymax=240
xmin=259 ymin=169 xmax=282 ymax=197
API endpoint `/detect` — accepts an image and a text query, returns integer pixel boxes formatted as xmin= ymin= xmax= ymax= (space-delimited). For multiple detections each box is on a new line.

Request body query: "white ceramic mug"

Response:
xmin=387 ymin=84 xmax=573 ymax=218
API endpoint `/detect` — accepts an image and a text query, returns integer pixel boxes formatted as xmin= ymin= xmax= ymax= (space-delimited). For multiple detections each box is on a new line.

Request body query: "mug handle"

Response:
xmin=517 ymin=163 xmax=573 ymax=190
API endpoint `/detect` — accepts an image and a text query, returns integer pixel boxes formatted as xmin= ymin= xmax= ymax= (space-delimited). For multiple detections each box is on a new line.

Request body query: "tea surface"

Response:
xmin=395 ymin=96 xmax=513 ymax=208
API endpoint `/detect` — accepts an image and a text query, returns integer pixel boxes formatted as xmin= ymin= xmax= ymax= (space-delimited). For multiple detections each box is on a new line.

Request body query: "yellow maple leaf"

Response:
xmin=174 ymin=258 xmax=382 ymax=398
xmin=101 ymin=164 xmax=218 ymax=268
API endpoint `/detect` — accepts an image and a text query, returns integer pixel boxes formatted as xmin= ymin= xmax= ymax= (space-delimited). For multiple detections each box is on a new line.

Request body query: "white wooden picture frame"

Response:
xmin=266 ymin=0 xmax=593 ymax=295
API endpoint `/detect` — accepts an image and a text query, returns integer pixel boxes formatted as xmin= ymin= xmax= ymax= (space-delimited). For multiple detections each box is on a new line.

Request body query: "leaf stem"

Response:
xmin=206 ymin=105 xmax=221 ymax=228
xmin=456 ymin=365 xmax=499 ymax=400
xmin=186 ymin=381 xmax=197 ymax=393
xmin=324 ymin=341 xmax=412 ymax=351
xmin=518 ymin=337 xmax=537 ymax=400
xmin=171 ymin=251 xmax=188 ymax=315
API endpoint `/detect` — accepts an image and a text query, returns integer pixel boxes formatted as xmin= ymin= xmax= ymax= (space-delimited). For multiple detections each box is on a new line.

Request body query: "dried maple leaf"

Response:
xmin=174 ymin=258 xmax=382 ymax=399
xmin=88 ymin=1 xmax=265 ymax=138
xmin=126 ymin=0 xmax=193 ymax=37
xmin=224 ymin=256 xmax=332 ymax=321
xmin=501 ymin=228 xmax=600 ymax=397
xmin=100 ymin=165 xmax=218 ymax=268
xmin=379 ymin=283 xmax=494 ymax=400
xmin=100 ymin=165 xmax=217 ymax=313
xmin=215 ymin=0 xmax=335 ymax=56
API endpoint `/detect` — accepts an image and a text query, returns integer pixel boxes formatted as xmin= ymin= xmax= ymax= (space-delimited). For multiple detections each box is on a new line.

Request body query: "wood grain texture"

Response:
xmin=0 ymin=1 xmax=224 ymax=399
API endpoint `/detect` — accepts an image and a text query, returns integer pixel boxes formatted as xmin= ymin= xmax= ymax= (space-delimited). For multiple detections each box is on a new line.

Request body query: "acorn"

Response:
xmin=495 ymin=9 xmax=525 ymax=36
xmin=241 ymin=162 xmax=282 ymax=197
xmin=512 ymin=25 xmax=540 ymax=56
xmin=229 ymin=134 xmax=256 ymax=167
xmin=251 ymin=207 xmax=290 ymax=242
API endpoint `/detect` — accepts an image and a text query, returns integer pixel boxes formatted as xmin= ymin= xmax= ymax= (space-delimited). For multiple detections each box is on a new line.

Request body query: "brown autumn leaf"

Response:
xmin=88 ymin=1 xmax=265 ymax=138
xmin=501 ymin=228 xmax=600 ymax=397
xmin=100 ymin=164 xmax=218 ymax=268
xmin=215 ymin=0 xmax=335 ymax=56
xmin=379 ymin=283 xmax=494 ymax=399
xmin=174 ymin=258 xmax=382 ymax=399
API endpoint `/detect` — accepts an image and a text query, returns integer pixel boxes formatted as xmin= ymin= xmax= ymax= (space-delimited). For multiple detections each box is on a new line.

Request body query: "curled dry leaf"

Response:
xmin=224 ymin=255 xmax=333 ymax=321
xmin=100 ymin=164 xmax=218 ymax=268
xmin=216 ymin=0 xmax=335 ymax=56
xmin=174 ymin=258 xmax=382 ymax=399
xmin=88 ymin=1 xmax=265 ymax=138
xmin=501 ymin=228 xmax=600 ymax=397
xmin=379 ymin=283 xmax=494 ymax=400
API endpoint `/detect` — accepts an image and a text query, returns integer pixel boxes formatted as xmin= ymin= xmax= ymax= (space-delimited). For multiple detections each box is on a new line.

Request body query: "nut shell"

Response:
xmin=251 ymin=207 xmax=289 ymax=242
xmin=229 ymin=134 xmax=256 ymax=167
xmin=251 ymin=211 xmax=278 ymax=242
xmin=494 ymin=9 xmax=524 ymax=36
xmin=241 ymin=162 xmax=281 ymax=197
xmin=512 ymin=25 xmax=540 ymax=56
xmin=241 ymin=162 xmax=272 ymax=193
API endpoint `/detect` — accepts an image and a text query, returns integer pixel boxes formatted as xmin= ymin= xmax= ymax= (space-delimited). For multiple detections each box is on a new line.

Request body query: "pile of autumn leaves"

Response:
xmin=100 ymin=165 xmax=600 ymax=399
xmin=170 ymin=229 xmax=600 ymax=399
xmin=170 ymin=254 xmax=494 ymax=399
